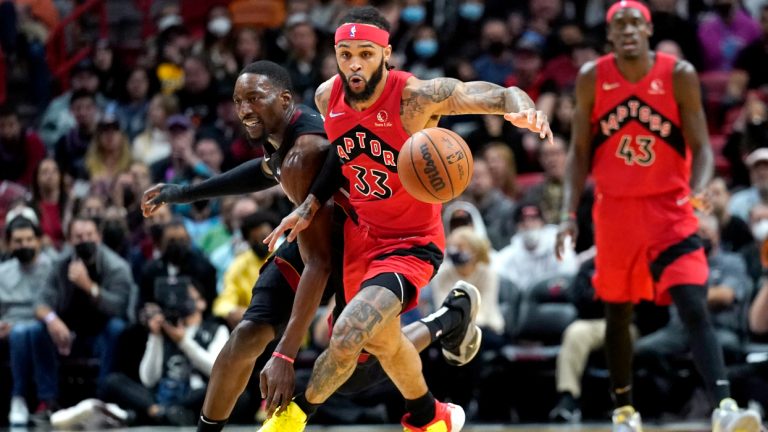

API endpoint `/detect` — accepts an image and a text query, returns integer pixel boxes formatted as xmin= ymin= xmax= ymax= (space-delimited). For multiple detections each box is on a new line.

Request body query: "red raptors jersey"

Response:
xmin=590 ymin=52 xmax=690 ymax=197
xmin=324 ymin=70 xmax=443 ymax=239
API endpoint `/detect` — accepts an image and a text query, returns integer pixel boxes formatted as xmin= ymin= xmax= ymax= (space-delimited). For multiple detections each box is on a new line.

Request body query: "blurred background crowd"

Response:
xmin=1 ymin=0 xmax=768 ymax=428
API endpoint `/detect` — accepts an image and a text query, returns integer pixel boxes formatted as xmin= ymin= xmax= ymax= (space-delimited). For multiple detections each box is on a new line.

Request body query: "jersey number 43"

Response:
xmin=616 ymin=134 xmax=656 ymax=166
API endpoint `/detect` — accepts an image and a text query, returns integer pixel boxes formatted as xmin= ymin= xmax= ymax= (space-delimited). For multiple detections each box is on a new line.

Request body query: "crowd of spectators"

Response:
xmin=1 ymin=0 xmax=768 ymax=428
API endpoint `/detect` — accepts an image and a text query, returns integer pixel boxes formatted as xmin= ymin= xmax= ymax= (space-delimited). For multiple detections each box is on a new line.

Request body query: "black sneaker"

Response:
xmin=549 ymin=393 xmax=582 ymax=423
xmin=439 ymin=281 xmax=483 ymax=366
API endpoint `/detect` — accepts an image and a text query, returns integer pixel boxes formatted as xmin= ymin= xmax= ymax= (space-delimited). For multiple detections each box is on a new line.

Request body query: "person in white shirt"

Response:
xmin=493 ymin=203 xmax=579 ymax=291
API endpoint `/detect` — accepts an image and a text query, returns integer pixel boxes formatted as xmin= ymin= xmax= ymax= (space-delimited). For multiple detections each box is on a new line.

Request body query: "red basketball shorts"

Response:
xmin=592 ymin=191 xmax=708 ymax=305
xmin=342 ymin=219 xmax=444 ymax=312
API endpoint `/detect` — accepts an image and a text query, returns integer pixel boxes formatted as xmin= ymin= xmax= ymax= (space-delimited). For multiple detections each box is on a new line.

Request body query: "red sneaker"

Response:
xmin=401 ymin=400 xmax=465 ymax=432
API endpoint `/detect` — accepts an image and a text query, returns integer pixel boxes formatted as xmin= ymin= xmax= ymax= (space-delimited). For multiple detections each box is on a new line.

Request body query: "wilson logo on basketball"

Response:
xmin=420 ymin=143 xmax=446 ymax=191
xmin=375 ymin=110 xmax=392 ymax=127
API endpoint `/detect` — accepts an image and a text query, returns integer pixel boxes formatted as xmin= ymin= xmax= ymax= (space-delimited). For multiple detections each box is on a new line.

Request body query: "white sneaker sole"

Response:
xmin=442 ymin=281 xmax=483 ymax=366
xmin=721 ymin=411 xmax=762 ymax=432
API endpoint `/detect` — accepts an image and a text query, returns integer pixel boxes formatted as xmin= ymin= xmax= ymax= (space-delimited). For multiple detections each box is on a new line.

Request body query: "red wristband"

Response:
xmin=272 ymin=352 xmax=295 ymax=364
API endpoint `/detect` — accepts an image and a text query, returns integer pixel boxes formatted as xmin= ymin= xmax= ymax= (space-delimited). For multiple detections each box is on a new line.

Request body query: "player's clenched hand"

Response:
xmin=260 ymin=355 xmax=296 ymax=417
xmin=140 ymin=183 xmax=184 ymax=217
xmin=555 ymin=219 xmax=578 ymax=261
xmin=690 ymin=192 xmax=712 ymax=214
xmin=264 ymin=196 xmax=318 ymax=251
xmin=504 ymin=108 xmax=554 ymax=145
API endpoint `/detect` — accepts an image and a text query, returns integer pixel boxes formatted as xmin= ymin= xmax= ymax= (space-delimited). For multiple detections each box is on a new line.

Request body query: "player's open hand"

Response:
xmin=504 ymin=108 xmax=554 ymax=145
xmin=690 ymin=192 xmax=712 ymax=214
xmin=264 ymin=197 xmax=318 ymax=251
xmin=555 ymin=219 xmax=578 ymax=261
xmin=260 ymin=354 xmax=296 ymax=417
xmin=141 ymin=183 xmax=182 ymax=217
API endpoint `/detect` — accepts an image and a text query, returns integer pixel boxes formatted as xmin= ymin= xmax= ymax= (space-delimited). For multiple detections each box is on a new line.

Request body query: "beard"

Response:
xmin=338 ymin=59 xmax=385 ymax=103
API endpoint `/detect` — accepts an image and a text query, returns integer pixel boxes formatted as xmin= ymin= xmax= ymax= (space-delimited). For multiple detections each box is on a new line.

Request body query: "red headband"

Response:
xmin=334 ymin=23 xmax=390 ymax=47
xmin=606 ymin=0 xmax=652 ymax=24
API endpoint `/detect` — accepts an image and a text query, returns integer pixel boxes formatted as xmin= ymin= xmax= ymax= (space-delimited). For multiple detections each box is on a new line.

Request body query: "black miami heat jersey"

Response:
xmin=590 ymin=52 xmax=691 ymax=197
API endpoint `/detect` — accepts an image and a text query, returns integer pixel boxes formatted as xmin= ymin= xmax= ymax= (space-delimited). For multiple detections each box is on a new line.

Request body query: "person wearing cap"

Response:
xmin=556 ymin=1 xmax=761 ymax=430
xmin=54 ymin=90 xmax=101 ymax=182
xmin=729 ymin=148 xmax=768 ymax=222
xmin=0 ymin=214 xmax=53 ymax=426
xmin=38 ymin=58 xmax=113 ymax=149
xmin=494 ymin=203 xmax=578 ymax=292
xmin=149 ymin=114 xmax=213 ymax=184
xmin=259 ymin=5 xmax=551 ymax=431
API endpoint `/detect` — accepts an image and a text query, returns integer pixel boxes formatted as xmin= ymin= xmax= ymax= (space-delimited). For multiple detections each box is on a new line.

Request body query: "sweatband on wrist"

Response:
xmin=272 ymin=352 xmax=295 ymax=364
xmin=335 ymin=23 xmax=389 ymax=47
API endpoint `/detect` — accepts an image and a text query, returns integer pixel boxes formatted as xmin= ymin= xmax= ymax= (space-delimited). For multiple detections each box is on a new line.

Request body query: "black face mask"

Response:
xmin=12 ymin=247 xmax=36 ymax=264
xmin=75 ymin=241 xmax=97 ymax=262
xmin=102 ymin=221 xmax=127 ymax=254
xmin=488 ymin=41 xmax=506 ymax=57
xmin=714 ymin=3 xmax=732 ymax=18
xmin=702 ymin=238 xmax=714 ymax=255
xmin=164 ymin=240 xmax=189 ymax=265
xmin=149 ymin=224 xmax=165 ymax=244
xmin=192 ymin=199 xmax=210 ymax=212
xmin=251 ymin=242 xmax=270 ymax=259
xmin=122 ymin=186 xmax=136 ymax=208
xmin=447 ymin=249 xmax=472 ymax=266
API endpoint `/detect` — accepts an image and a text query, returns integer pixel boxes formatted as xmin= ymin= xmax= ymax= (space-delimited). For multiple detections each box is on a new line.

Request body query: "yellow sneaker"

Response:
xmin=256 ymin=401 xmax=308 ymax=432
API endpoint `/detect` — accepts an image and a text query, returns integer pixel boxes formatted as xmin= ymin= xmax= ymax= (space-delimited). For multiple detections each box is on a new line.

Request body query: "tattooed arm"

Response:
xmin=401 ymin=77 xmax=552 ymax=142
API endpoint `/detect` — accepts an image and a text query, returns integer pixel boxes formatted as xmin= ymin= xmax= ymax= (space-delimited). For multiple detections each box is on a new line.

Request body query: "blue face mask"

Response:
xmin=459 ymin=3 xmax=484 ymax=21
xmin=413 ymin=39 xmax=438 ymax=58
xmin=401 ymin=5 xmax=426 ymax=24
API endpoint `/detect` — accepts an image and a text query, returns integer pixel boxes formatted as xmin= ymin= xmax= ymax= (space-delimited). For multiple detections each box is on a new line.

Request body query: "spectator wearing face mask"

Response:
xmin=193 ymin=6 xmax=237 ymax=83
xmin=0 ymin=105 xmax=46 ymax=188
xmin=729 ymin=148 xmax=768 ymax=222
xmin=23 ymin=217 xmax=135 ymax=421
xmin=0 ymin=215 xmax=52 ymax=427
xmin=403 ymin=25 xmax=445 ymax=80
xmin=213 ymin=211 xmax=279 ymax=329
xmin=139 ymin=220 xmax=217 ymax=310
xmin=493 ymin=203 xmax=578 ymax=291
xmin=209 ymin=197 xmax=259 ymax=292
xmin=741 ymin=203 xmax=768 ymax=286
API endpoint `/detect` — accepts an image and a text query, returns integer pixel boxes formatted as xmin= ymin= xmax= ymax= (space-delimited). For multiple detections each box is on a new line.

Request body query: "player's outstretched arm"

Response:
xmin=264 ymin=147 xmax=342 ymax=251
xmin=557 ymin=62 xmax=596 ymax=260
xmin=404 ymin=77 xmax=553 ymax=144
xmin=674 ymin=60 xmax=713 ymax=199
xmin=140 ymin=157 xmax=277 ymax=217
xmin=260 ymin=135 xmax=335 ymax=416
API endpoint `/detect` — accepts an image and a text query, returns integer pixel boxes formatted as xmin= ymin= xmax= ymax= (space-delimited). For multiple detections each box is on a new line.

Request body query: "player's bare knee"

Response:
xmin=228 ymin=320 xmax=275 ymax=359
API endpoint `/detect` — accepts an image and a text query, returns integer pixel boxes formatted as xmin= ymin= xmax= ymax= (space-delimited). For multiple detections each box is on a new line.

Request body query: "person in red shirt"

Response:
xmin=261 ymin=6 xmax=551 ymax=432
xmin=0 ymin=105 xmax=46 ymax=188
xmin=555 ymin=1 xmax=761 ymax=431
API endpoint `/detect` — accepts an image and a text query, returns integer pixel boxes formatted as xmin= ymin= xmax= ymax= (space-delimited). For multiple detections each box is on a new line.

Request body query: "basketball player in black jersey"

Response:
xmin=140 ymin=61 xmax=481 ymax=432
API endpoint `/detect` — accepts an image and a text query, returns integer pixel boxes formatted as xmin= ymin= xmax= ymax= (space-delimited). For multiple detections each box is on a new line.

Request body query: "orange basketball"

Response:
xmin=398 ymin=127 xmax=474 ymax=204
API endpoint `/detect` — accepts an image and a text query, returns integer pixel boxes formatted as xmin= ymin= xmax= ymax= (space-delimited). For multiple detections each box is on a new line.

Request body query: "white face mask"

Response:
xmin=752 ymin=219 xmax=768 ymax=242
xmin=208 ymin=17 xmax=232 ymax=37
xmin=522 ymin=228 xmax=542 ymax=250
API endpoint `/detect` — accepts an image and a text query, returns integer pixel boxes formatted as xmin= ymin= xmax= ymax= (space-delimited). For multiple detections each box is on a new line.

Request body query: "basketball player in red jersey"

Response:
xmin=141 ymin=61 xmax=484 ymax=432
xmin=258 ymin=6 xmax=552 ymax=432
xmin=554 ymin=2 xmax=761 ymax=431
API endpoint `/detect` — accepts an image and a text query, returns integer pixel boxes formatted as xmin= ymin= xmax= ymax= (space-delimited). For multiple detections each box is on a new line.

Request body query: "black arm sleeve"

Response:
xmin=308 ymin=148 xmax=343 ymax=204
xmin=167 ymin=158 xmax=277 ymax=203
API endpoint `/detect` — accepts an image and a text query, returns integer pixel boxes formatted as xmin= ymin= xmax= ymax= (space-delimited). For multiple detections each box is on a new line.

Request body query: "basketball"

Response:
xmin=398 ymin=127 xmax=474 ymax=204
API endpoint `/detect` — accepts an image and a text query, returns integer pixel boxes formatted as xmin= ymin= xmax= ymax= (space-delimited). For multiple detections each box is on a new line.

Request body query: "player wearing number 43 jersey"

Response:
xmin=555 ymin=1 xmax=761 ymax=432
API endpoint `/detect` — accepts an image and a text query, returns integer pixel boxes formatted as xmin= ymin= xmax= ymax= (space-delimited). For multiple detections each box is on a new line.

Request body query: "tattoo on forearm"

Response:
xmin=297 ymin=201 xmax=315 ymax=219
